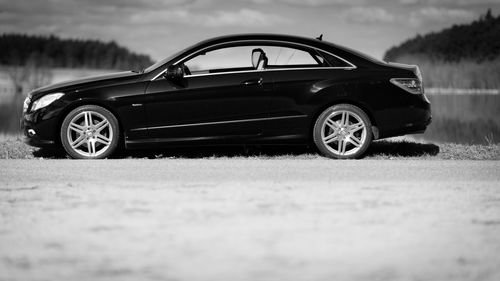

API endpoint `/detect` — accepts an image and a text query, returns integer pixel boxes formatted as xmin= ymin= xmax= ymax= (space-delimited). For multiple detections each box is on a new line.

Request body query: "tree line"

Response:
xmin=0 ymin=33 xmax=154 ymax=70
xmin=384 ymin=9 xmax=500 ymax=62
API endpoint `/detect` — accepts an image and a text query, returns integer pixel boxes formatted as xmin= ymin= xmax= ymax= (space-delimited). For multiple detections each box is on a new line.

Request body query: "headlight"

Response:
xmin=23 ymin=96 xmax=31 ymax=113
xmin=390 ymin=78 xmax=423 ymax=95
xmin=30 ymin=93 xmax=65 ymax=112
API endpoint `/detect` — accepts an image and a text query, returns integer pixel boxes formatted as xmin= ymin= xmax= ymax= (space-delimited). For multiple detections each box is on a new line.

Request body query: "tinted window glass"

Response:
xmin=265 ymin=46 xmax=318 ymax=66
xmin=183 ymin=45 xmax=321 ymax=75
xmin=185 ymin=47 xmax=253 ymax=73
xmin=319 ymin=51 xmax=352 ymax=67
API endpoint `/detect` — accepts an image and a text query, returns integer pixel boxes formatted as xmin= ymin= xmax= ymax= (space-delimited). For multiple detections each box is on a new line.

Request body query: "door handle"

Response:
xmin=241 ymin=78 xmax=263 ymax=86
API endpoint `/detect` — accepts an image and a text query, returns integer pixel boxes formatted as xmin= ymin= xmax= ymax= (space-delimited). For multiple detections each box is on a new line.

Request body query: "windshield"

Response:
xmin=143 ymin=44 xmax=197 ymax=73
xmin=142 ymin=41 xmax=209 ymax=73
xmin=143 ymin=53 xmax=178 ymax=73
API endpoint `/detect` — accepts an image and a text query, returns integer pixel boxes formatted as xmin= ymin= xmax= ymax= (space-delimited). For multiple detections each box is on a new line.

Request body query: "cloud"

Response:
xmin=342 ymin=7 xmax=395 ymax=24
xmin=399 ymin=0 xmax=499 ymax=5
xmin=204 ymin=9 xmax=291 ymax=27
xmin=399 ymin=0 xmax=419 ymax=4
xmin=252 ymin=0 xmax=366 ymax=6
xmin=69 ymin=0 xmax=195 ymax=10
xmin=130 ymin=8 xmax=291 ymax=27
xmin=0 ymin=0 xmax=198 ymax=16
xmin=409 ymin=7 xmax=476 ymax=26
xmin=1 ymin=0 xmax=497 ymax=62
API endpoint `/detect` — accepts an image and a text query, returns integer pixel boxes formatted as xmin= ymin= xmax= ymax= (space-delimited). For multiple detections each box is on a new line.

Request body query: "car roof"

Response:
xmin=193 ymin=33 xmax=334 ymax=50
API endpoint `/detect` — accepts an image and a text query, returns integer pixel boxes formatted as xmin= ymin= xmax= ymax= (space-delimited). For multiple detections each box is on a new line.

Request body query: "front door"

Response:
xmin=143 ymin=71 xmax=273 ymax=143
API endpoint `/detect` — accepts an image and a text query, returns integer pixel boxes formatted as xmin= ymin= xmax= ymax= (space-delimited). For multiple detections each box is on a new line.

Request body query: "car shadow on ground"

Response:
xmin=32 ymin=140 xmax=440 ymax=159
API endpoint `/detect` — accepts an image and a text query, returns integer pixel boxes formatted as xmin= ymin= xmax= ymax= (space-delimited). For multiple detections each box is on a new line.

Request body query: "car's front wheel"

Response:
xmin=60 ymin=105 xmax=120 ymax=159
xmin=313 ymin=104 xmax=373 ymax=159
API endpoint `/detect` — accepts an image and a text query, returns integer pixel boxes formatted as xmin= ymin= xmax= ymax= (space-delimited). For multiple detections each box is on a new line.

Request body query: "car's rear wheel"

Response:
xmin=313 ymin=104 xmax=372 ymax=159
xmin=60 ymin=105 xmax=119 ymax=159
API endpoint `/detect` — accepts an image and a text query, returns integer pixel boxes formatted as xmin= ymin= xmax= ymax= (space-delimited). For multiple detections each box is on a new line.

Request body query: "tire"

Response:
xmin=313 ymin=104 xmax=373 ymax=159
xmin=60 ymin=105 xmax=120 ymax=159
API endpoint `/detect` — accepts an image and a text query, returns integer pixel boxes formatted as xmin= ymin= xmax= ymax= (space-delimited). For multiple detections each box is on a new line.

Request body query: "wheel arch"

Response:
xmin=56 ymin=99 xmax=124 ymax=146
xmin=308 ymin=99 xmax=379 ymax=143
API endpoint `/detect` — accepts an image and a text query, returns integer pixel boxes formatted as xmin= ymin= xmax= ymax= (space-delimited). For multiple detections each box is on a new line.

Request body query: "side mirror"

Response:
xmin=252 ymin=49 xmax=264 ymax=69
xmin=251 ymin=48 xmax=267 ymax=70
xmin=164 ymin=64 xmax=184 ymax=81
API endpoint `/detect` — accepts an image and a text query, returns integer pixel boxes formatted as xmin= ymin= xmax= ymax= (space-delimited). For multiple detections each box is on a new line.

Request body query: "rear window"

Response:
xmin=318 ymin=51 xmax=353 ymax=68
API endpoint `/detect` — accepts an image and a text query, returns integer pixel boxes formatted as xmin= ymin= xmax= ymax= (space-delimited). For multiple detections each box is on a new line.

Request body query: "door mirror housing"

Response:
xmin=251 ymin=48 xmax=267 ymax=70
xmin=252 ymin=49 xmax=263 ymax=69
xmin=164 ymin=64 xmax=184 ymax=81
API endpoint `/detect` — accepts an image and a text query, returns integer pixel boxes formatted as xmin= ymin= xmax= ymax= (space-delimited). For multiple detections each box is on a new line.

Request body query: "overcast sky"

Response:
xmin=0 ymin=0 xmax=498 ymax=62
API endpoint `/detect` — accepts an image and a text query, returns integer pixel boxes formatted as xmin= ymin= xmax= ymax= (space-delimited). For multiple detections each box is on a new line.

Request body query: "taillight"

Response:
xmin=390 ymin=78 xmax=423 ymax=95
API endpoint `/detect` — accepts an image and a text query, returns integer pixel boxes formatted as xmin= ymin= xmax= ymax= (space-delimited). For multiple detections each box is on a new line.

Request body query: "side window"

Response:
xmin=184 ymin=46 xmax=254 ymax=74
xmin=262 ymin=46 xmax=320 ymax=67
xmin=318 ymin=50 xmax=353 ymax=68
xmin=182 ymin=44 xmax=326 ymax=75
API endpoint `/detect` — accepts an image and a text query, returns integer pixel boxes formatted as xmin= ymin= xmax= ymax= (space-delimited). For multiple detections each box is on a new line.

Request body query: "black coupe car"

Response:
xmin=22 ymin=34 xmax=431 ymax=159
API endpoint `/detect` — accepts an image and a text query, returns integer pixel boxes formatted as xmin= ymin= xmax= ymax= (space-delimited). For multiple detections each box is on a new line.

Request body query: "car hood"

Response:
xmin=30 ymin=71 xmax=140 ymax=98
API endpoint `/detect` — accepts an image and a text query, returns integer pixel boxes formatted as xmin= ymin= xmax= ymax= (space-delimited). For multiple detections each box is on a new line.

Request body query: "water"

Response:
xmin=416 ymin=94 xmax=500 ymax=144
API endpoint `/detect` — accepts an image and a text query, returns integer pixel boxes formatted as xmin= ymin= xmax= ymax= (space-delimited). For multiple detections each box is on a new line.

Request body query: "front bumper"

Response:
xmin=21 ymin=109 xmax=60 ymax=148
xmin=22 ymin=134 xmax=56 ymax=148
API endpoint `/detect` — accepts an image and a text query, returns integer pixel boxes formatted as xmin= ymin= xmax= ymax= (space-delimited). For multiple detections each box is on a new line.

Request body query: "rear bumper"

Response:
xmin=380 ymin=116 xmax=432 ymax=138
xmin=376 ymin=96 xmax=432 ymax=139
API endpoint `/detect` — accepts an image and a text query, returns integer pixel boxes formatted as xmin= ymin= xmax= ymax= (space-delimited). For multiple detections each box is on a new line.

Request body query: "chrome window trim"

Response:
xmin=151 ymin=40 xmax=357 ymax=81
xmin=130 ymin=115 xmax=308 ymax=132
xmin=176 ymin=67 xmax=354 ymax=78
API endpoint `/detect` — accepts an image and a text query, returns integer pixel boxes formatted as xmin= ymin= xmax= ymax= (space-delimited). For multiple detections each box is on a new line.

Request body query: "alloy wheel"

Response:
xmin=66 ymin=111 xmax=114 ymax=158
xmin=313 ymin=104 xmax=372 ymax=159
xmin=321 ymin=110 xmax=367 ymax=156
